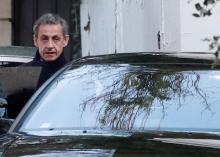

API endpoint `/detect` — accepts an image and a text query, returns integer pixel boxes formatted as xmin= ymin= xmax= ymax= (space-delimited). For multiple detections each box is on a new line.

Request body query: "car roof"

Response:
xmin=0 ymin=46 xmax=36 ymax=63
xmin=71 ymin=52 xmax=220 ymax=68
xmin=0 ymin=55 xmax=33 ymax=63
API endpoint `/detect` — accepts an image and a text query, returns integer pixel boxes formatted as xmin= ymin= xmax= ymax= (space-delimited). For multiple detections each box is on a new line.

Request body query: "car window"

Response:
xmin=18 ymin=64 xmax=220 ymax=135
xmin=0 ymin=67 xmax=41 ymax=119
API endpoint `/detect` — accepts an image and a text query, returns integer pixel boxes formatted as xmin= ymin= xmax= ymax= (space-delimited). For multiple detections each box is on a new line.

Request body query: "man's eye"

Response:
xmin=53 ymin=37 xmax=61 ymax=41
xmin=41 ymin=37 xmax=48 ymax=41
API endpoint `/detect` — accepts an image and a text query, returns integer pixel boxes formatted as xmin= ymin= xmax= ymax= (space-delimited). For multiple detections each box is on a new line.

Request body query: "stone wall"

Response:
xmin=0 ymin=0 xmax=11 ymax=46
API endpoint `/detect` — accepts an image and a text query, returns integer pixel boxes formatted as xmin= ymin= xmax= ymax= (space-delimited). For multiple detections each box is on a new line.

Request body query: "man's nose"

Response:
xmin=47 ymin=39 xmax=54 ymax=47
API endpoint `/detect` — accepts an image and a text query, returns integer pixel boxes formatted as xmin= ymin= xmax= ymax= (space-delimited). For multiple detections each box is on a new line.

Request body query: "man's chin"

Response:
xmin=42 ymin=54 xmax=58 ymax=61
xmin=43 ymin=56 xmax=57 ymax=62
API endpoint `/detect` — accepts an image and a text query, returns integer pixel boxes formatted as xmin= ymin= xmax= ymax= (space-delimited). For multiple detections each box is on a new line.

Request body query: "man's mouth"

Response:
xmin=44 ymin=51 xmax=56 ymax=55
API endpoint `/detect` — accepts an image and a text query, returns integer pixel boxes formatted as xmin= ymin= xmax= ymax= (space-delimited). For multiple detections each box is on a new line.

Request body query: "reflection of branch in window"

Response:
xmin=193 ymin=73 xmax=213 ymax=115
xmin=80 ymin=68 xmax=211 ymax=130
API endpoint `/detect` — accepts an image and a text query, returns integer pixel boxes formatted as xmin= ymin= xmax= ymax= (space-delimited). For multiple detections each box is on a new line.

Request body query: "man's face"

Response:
xmin=33 ymin=24 xmax=69 ymax=61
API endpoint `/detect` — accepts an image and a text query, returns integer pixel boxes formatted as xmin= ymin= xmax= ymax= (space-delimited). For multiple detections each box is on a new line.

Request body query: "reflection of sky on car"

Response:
xmin=21 ymin=65 xmax=123 ymax=130
xmin=20 ymin=65 xmax=220 ymax=134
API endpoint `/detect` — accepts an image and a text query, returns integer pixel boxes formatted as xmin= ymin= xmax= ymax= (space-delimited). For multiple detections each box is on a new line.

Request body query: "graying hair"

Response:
xmin=33 ymin=13 xmax=69 ymax=37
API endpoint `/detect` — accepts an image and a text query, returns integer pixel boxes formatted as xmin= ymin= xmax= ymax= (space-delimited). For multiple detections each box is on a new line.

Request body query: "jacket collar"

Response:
xmin=33 ymin=50 xmax=67 ymax=66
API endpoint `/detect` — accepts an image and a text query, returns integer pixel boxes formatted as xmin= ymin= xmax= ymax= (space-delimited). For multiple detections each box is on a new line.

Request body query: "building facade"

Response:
xmin=1 ymin=0 xmax=220 ymax=59
xmin=0 ymin=0 xmax=12 ymax=46
xmin=80 ymin=0 xmax=220 ymax=57
xmin=0 ymin=0 xmax=81 ymax=61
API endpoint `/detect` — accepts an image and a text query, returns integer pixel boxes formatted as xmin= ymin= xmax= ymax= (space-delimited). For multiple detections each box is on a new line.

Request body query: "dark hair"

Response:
xmin=33 ymin=13 xmax=69 ymax=36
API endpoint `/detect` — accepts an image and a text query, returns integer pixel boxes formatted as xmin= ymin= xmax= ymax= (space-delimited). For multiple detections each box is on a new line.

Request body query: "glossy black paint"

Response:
xmin=2 ymin=132 xmax=220 ymax=156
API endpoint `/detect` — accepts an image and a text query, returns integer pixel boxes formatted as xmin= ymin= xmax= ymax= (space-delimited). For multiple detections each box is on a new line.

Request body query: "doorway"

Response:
xmin=12 ymin=0 xmax=81 ymax=61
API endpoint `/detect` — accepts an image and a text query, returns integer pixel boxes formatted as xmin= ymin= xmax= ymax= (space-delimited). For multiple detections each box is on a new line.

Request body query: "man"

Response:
xmin=6 ymin=13 xmax=70 ymax=119
xmin=27 ymin=13 xmax=69 ymax=88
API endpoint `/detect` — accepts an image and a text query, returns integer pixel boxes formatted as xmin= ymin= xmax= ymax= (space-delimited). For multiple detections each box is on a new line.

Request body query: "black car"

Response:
xmin=1 ymin=52 xmax=220 ymax=156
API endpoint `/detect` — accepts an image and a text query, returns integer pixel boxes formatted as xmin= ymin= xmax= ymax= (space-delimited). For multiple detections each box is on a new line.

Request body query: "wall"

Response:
xmin=80 ymin=0 xmax=162 ymax=56
xmin=81 ymin=0 xmax=220 ymax=56
xmin=0 ymin=0 xmax=12 ymax=46
xmin=161 ymin=0 xmax=181 ymax=52
xmin=80 ymin=0 xmax=116 ymax=55
xmin=115 ymin=0 xmax=162 ymax=53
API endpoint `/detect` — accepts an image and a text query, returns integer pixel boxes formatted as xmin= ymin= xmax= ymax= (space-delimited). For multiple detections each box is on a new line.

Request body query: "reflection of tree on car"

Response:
xmin=80 ymin=65 xmax=211 ymax=130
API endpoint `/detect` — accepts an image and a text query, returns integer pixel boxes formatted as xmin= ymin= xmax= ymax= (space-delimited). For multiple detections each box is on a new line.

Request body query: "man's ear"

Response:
xmin=63 ymin=35 xmax=69 ymax=47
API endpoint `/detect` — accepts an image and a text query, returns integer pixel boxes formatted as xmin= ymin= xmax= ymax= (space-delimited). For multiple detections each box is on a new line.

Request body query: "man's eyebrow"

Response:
xmin=40 ymin=35 xmax=48 ymax=39
xmin=52 ymin=35 xmax=60 ymax=37
xmin=41 ymin=34 xmax=48 ymax=37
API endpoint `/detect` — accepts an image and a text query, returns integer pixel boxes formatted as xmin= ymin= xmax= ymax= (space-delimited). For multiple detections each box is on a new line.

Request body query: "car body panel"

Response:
xmin=2 ymin=132 xmax=220 ymax=156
